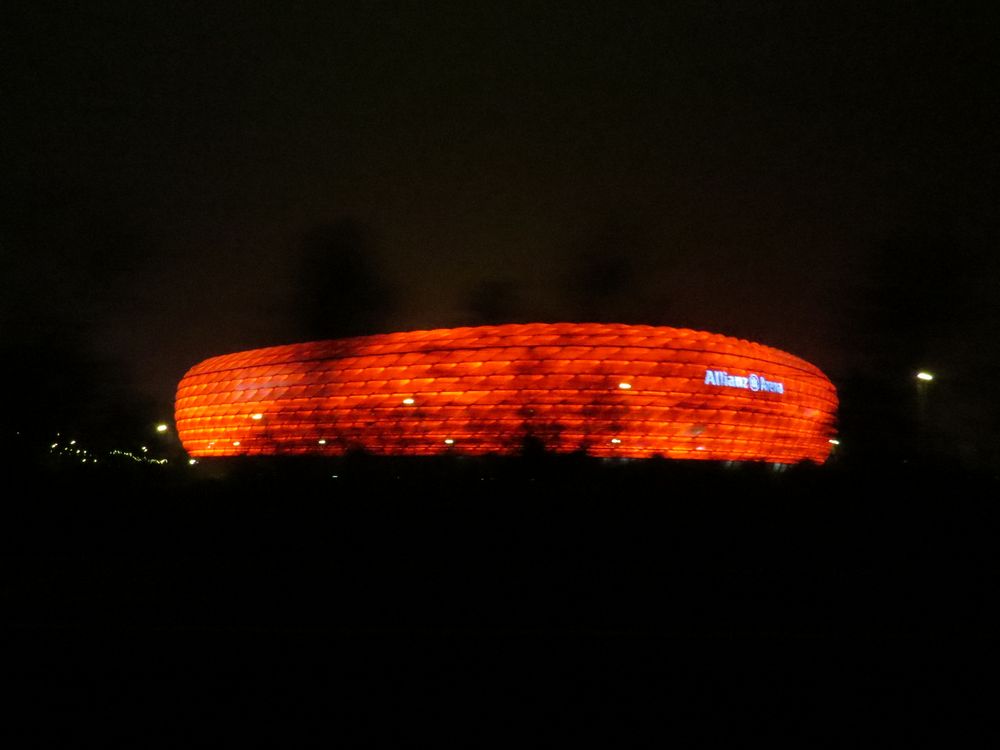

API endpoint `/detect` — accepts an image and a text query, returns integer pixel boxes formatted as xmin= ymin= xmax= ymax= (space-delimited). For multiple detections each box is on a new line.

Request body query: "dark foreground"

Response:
xmin=5 ymin=456 xmax=998 ymax=739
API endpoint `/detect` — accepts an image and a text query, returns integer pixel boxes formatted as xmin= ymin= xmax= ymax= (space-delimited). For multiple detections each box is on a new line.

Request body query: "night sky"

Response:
xmin=3 ymin=2 xmax=999 ymax=458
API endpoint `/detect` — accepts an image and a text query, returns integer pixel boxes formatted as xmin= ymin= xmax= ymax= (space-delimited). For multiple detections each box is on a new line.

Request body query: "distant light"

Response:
xmin=70 ymin=440 xmax=76 ymax=445
xmin=188 ymin=458 xmax=198 ymax=465
xmin=251 ymin=413 xmax=264 ymax=420
xmin=141 ymin=446 xmax=148 ymax=452
xmin=696 ymin=446 xmax=706 ymax=451
xmin=156 ymin=423 xmax=168 ymax=433
xmin=618 ymin=382 xmax=632 ymax=390
xmin=50 ymin=443 xmax=58 ymax=449
xmin=332 ymin=475 xmax=339 ymax=479
xmin=402 ymin=398 xmax=415 ymax=405
xmin=232 ymin=441 xmax=241 ymax=446
xmin=318 ymin=439 xmax=327 ymax=445
xmin=916 ymin=372 xmax=934 ymax=381
xmin=610 ymin=438 xmax=622 ymax=444
xmin=829 ymin=439 xmax=840 ymax=445
xmin=444 ymin=438 xmax=455 ymax=445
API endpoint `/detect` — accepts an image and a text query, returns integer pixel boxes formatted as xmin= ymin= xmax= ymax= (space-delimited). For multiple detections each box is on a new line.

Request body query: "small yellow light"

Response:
xmin=156 ymin=424 xmax=168 ymax=432
xmin=232 ymin=441 xmax=240 ymax=446
xmin=618 ymin=382 xmax=632 ymax=390
xmin=916 ymin=372 xmax=934 ymax=382
xmin=318 ymin=439 xmax=327 ymax=445
xmin=402 ymin=398 xmax=415 ymax=405
xmin=251 ymin=413 xmax=264 ymax=420
xmin=444 ymin=438 xmax=455 ymax=445
xmin=829 ymin=439 xmax=840 ymax=445
xmin=610 ymin=438 xmax=622 ymax=444
xmin=188 ymin=458 xmax=198 ymax=465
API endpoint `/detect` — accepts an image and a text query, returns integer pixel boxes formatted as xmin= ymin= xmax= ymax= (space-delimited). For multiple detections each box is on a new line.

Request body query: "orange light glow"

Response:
xmin=175 ymin=323 xmax=838 ymax=463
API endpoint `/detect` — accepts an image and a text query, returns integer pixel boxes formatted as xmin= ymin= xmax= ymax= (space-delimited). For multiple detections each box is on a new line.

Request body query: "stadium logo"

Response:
xmin=704 ymin=369 xmax=784 ymax=394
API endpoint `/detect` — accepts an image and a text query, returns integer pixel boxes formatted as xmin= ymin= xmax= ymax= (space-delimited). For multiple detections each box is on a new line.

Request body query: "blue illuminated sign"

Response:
xmin=704 ymin=369 xmax=784 ymax=394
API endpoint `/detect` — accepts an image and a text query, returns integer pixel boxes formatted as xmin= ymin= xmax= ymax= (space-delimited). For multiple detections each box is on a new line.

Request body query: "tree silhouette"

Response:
xmin=466 ymin=278 xmax=520 ymax=325
xmin=295 ymin=218 xmax=395 ymax=341
xmin=836 ymin=232 xmax=988 ymax=467
xmin=560 ymin=217 xmax=672 ymax=324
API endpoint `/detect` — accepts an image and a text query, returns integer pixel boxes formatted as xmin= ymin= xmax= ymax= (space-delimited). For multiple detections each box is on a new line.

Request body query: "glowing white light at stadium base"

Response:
xmin=444 ymin=439 xmax=455 ymax=445
xmin=610 ymin=438 xmax=621 ymax=444
xmin=829 ymin=439 xmax=840 ymax=445
xmin=232 ymin=441 xmax=240 ymax=446
xmin=916 ymin=372 xmax=934 ymax=381
xmin=318 ymin=439 xmax=327 ymax=445
xmin=156 ymin=424 xmax=168 ymax=432
xmin=251 ymin=413 xmax=264 ymax=420
xmin=402 ymin=398 xmax=415 ymax=405
xmin=618 ymin=382 xmax=632 ymax=390
xmin=189 ymin=459 xmax=198 ymax=465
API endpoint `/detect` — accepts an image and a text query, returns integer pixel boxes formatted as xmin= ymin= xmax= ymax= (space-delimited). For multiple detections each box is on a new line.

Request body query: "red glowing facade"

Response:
xmin=175 ymin=323 xmax=838 ymax=463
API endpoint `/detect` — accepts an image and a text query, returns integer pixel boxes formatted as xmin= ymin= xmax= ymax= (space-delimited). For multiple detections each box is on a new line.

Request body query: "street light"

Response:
xmin=915 ymin=370 xmax=935 ymax=431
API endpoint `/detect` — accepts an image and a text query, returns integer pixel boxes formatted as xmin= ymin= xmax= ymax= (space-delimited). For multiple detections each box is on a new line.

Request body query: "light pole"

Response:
xmin=914 ymin=371 xmax=935 ymax=461
xmin=916 ymin=371 xmax=933 ymax=422
xmin=153 ymin=421 xmax=182 ymax=463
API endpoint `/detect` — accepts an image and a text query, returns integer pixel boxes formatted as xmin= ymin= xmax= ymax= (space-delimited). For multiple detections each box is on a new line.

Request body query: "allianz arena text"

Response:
xmin=175 ymin=323 xmax=838 ymax=463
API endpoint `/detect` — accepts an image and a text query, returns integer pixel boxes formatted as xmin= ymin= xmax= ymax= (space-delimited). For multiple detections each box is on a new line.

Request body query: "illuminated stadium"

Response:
xmin=175 ymin=323 xmax=838 ymax=463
